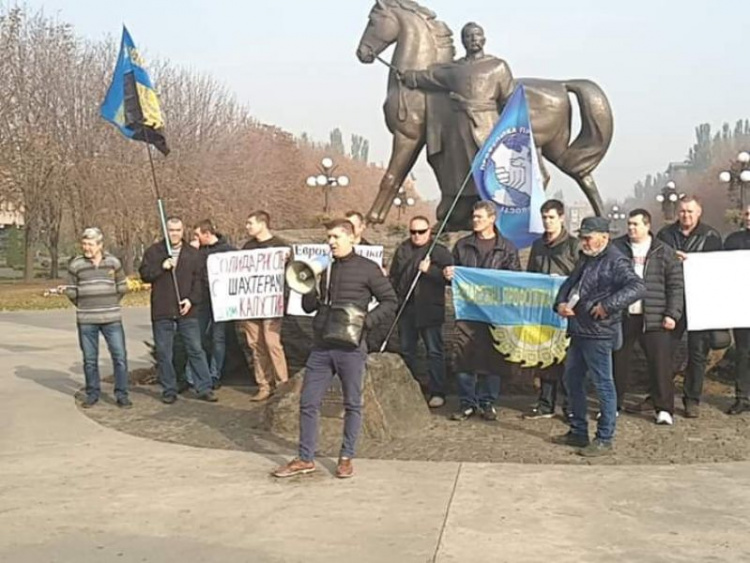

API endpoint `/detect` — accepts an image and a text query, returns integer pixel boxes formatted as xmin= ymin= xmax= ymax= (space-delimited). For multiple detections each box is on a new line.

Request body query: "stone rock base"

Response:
xmin=263 ymin=352 xmax=431 ymax=452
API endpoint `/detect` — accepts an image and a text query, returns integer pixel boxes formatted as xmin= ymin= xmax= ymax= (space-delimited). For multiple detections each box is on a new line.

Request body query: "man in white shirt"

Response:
xmin=612 ymin=209 xmax=684 ymax=425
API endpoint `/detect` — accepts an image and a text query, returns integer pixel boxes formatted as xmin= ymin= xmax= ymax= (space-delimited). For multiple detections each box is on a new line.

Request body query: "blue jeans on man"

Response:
xmin=456 ymin=372 xmax=501 ymax=410
xmin=398 ymin=314 xmax=445 ymax=398
xmin=153 ymin=318 xmax=213 ymax=398
xmin=185 ymin=306 xmax=227 ymax=385
xmin=564 ymin=336 xmax=617 ymax=444
xmin=77 ymin=322 xmax=129 ymax=401
xmin=298 ymin=347 xmax=366 ymax=462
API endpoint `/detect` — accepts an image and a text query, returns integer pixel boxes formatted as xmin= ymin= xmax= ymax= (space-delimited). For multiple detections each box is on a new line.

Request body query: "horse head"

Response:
xmin=356 ymin=0 xmax=400 ymax=63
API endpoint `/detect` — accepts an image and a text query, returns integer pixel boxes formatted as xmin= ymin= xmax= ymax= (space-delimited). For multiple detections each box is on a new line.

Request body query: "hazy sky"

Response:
xmin=20 ymin=0 xmax=750 ymax=204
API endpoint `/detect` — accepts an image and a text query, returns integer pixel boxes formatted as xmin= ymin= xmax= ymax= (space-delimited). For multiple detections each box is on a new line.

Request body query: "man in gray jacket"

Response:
xmin=63 ymin=227 xmax=131 ymax=409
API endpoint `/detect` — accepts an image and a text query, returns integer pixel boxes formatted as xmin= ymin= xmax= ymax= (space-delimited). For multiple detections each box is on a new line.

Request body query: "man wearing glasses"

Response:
xmin=389 ymin=216 xmax=453 ymax=407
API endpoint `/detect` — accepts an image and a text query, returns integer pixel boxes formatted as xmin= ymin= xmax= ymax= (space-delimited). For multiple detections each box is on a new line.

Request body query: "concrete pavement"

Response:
xmin=1 ymin=308 xmax=749 ymax=562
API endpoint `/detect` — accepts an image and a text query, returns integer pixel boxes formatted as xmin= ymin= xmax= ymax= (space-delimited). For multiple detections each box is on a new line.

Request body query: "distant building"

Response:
xmin=666 ymin=162 xmax=693 ymax=187
xmin=565 ymin=201 xmax=592 ymax=234
xmin=0 ymin=200 xmax=24 ymax=228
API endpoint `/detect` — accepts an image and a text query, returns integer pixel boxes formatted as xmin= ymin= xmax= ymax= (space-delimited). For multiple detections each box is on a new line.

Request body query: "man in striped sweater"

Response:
xmin=62 ymin=227 xmax=131 ymax=409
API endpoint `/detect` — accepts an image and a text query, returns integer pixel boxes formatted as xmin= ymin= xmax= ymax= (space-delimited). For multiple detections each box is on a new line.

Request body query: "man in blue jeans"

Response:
xmin=64 ymin=227 xmax=131 ymax=408
xmin=388 ymin=215 xmax=453 ymax=407
xmin=554 ymin=217 xmax=645 ymax=456
xmin=139 ymin=217 xmax=218 ymax=404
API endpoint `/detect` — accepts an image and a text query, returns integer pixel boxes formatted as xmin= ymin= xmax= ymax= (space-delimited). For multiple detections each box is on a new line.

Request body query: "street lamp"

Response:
xmin=719 ymin=151 xmax=750 ymax=211
xmin=607 ymin=205 xmax=627 ymax=233
xmin=655 ymin=180 xmax=683 ymax=221
xmin=306 ymin=157 xmax=350 ymax=213
xmin=393 ymin=186 xmax=415 ymax=221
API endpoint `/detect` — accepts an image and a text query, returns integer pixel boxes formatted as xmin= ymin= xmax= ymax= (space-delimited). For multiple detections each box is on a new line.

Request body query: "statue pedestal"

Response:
xmin=263 ymin=353 xmax=431 ymax=452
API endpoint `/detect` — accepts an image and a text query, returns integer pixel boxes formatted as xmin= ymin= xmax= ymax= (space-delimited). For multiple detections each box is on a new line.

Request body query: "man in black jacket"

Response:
xmin=554 ymin=217 xmax=645 ymax=456
xmin=524 ymin=199 xmax=578 ymax=419
xmin=724 ymin=204 xmax=750 ymax=415
xmin=444 ymin=200 xmax=521 ymax=422
xmin=657 ymin=196 xmax=723 ymax=418
xmin=273 ymin=219 xmax=397 ymax=480
xmin=613 ymin=209 xmax=684 ymax=425
xmin=139 ymin=217 xmax=218 ymax=404
xmin=189 ymin=219 xmax=235 ymax=388
xmin=389 ymin=215 xmax=453 ymax=407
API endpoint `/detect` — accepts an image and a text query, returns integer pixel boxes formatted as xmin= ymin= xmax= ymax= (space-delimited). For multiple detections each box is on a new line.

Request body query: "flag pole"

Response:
xmin=379 ymin=166 xmax=474 ymax=353
xmin=144 ymin=137 xmax=182 ymax=306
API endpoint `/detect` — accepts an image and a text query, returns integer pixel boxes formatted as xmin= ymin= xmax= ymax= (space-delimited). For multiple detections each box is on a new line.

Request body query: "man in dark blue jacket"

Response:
xmin=554 ymin=217 xmax=646 ymax=456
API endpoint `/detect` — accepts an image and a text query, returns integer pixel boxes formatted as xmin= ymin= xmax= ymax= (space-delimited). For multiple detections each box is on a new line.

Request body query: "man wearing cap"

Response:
xmin=553 ymin=217 xmax=646 ymax=456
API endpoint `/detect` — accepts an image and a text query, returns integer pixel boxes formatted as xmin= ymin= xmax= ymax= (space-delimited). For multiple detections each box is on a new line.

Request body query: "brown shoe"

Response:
xmin=335 ymin=457 xmax=354 ymax=479
xmin=250 ymin=388 xmax=271 ymax=402
xmin=272 ymin=458 xmax=316 ymax=478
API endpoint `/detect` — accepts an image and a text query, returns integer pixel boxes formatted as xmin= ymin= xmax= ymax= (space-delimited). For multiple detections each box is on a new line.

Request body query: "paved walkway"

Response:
xmin=1 ymin=308 xmax=749 ymax=562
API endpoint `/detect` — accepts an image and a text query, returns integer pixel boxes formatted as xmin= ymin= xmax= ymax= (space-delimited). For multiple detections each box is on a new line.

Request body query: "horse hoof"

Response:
xmin=367 ymin=210 xmax=385 ymax=225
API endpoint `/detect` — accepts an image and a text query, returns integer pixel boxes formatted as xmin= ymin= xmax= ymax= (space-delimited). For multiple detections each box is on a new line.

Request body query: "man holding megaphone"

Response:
xmin=274 ymin=219 xmax=397 ymax=480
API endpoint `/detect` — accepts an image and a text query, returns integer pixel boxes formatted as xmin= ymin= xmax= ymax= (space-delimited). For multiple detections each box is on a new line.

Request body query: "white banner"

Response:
xmin=287 ymin=244 xmax=384 ymax=316
xmin=683 ymin=250 xmax=750 ymax=330
xmin=207 ymin=247 xmax=290 ymax=322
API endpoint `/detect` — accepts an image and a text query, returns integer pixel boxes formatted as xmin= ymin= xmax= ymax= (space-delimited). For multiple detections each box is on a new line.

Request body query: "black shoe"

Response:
xmin=524 ymin=406 xmax=554 ymax=420
xmin=577 ymin=439 xmax=613 ymax=457
xmin=727 ymin=400 xmax=750 ymax=416
xmin=162 ymin=395 xmax=177 ymax=405
xmin=196 ymin=390 xmax=218 ymax=403
xmin=80 ymin=396 xmax=98 ymax=409
xmin=211 ymin=379 xmax=222 ymax=390
xmin=683 ymin=400 xmax=700 ymax=419
xmin=177 ymin=381 xmax=191 ymax=395
xmin=116 ymin=397 xmax=133 ymax=409
xmin=552 ymin=431 xmax=590 ymax=448
xmin=449 ymin=406 xmax=477 ymax=421
xmin=480 ymin=404 xmax=498 ymax=421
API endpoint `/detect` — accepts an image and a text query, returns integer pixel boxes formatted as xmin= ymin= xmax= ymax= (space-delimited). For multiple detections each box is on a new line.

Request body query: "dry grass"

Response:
xmin=0 ymin=281 xmax=150 ymax=312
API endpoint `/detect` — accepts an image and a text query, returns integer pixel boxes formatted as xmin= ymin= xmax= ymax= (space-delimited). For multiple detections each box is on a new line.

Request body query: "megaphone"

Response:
xmin=285 ymin=254 xmax=330 ymax=294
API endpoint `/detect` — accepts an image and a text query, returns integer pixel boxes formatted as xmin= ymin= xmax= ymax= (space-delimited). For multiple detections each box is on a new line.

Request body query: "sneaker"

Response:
xmin=335 ymin=457 xmax=354 ymax=479
xmin=80 ymin=396 xmax=98 ymax=409
xmin=116 ymin=397 xmax=133 ymax=409
xmin=683 ymin=401 xmax=700 ymax=419
xmin=727 ymin=400 xmax=750 ymax=416
xmin=272 ymin=458 xmax=316 ymax=478
xmin=250 ymin=388 xmax=271 ymax=402
xmin=577 ymin=439 xmax=613 ymax=457
xmin=211 ymin=379 xmax=222 ymax=390
xmin=427 ymin=396 xmax=446 ymax=408
xmin=196 ymin=390 xmax=218 ymax=403
xmin=524 ymin=406 xmax=554 ymax=420
xmin=161 ymin=395 xmax=177 ymax=405
xmin=480 ymin=405 xmax=498 ymax=421
xmin=552 ymin=431 xmax=590 ymax=448
xmin=449 ymin=406 xmax=477 ymax=421
xmin=655 ymin=411 xmax=674 ymax=425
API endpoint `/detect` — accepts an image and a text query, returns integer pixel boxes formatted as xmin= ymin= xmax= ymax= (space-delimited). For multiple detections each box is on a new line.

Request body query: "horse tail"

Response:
xmin=557 ymin=79 xmax=614 ymax=178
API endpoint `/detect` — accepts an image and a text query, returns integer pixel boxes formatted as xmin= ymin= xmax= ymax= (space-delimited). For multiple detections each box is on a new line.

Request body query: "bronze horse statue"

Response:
xmin=356 ymin=0 xmax=613 ymax=226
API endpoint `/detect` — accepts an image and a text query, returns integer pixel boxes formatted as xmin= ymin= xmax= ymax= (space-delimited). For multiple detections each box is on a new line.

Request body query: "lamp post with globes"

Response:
xmin=392 ymin=186 xmax=415 ymax=221
xmin=718 ymin=150 xmax=750 ymax=213
xmin=656 ymin=181 xmax=683 ymax=222
xmin=305 ymin=157 xmax=350 ymax=213
xmin=607 ymin=205 xmax=627 ymax=234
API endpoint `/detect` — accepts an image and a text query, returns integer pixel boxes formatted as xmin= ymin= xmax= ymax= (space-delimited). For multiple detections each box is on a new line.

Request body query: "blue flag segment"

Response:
xmin=452 ymin=267 xmax=569 ymax=367
xmin=471 ymin=85 xmax=545 ymax=249
xmin=100 ymin=26 xmax=169 ymax=155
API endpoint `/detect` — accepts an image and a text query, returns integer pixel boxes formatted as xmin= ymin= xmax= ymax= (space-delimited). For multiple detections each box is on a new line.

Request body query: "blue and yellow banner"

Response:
xmin=100 ymin=26 xmax=169 ymax=155
xmin=453 ymin=267 xmax=569 ymax=368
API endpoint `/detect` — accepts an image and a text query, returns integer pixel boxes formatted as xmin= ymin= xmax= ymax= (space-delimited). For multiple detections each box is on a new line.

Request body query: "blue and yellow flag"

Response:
xmin=471 ymin=85 xmax=545 ymax=249
xmin=100 ymin=26 xmax=169 ymax=155
xmin=453 ymin=267 xmax=569 ymax=368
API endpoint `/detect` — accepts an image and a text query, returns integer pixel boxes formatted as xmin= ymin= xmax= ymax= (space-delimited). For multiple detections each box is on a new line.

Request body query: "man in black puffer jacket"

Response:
xmin=273 ymin=219 xmax=397 ymax=480
xmin=612 ymin=209 xmax=683 ymax=425
xmin=139 ymin=217 xmax=217 ymax=404
xmin=724 ymin=204 xmax=750 ymax=415
xmin=657 ymin=196 xmax=723 ymax=418
xmin=554 ymin=217 xmax=646 ymax=457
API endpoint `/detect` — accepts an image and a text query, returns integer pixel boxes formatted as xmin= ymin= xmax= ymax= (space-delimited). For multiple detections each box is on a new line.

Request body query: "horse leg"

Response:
xmin=367 ymin=130 xmax=424 ymax=223
xmin=575 ymin=174 xmax=604 ymax=217
xmin=537 ymin=148 xmax=551 ymax=188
